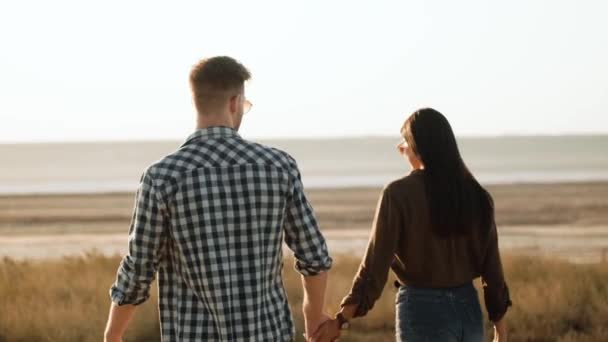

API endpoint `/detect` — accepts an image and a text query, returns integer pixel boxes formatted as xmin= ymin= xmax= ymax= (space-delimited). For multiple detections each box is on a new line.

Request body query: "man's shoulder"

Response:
xmin=244 ymin=140 xmax=298 ymax=169
xmin=138 ymin=142 xmax=208 ymax=187
xmin=140 ymin=154 xmax=185 ymax=187
xmin=143 ymin=139 xmax=299 ymax=186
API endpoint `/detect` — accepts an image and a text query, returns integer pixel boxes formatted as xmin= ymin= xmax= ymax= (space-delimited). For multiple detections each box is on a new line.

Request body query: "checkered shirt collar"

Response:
xmin=181 ymin=126 xmax=240 ymax=147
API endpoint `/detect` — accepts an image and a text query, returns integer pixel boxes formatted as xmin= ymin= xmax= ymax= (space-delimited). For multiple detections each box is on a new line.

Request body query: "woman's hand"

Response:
xmin=493 ymin=318 xmax=507 ymax=342
xmin=309 ymin=318 xmax=341 ymax=342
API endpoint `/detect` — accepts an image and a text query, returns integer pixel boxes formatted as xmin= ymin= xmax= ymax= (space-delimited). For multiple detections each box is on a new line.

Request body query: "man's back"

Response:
xmin=110 ymin=127 xmax=332 ymax=341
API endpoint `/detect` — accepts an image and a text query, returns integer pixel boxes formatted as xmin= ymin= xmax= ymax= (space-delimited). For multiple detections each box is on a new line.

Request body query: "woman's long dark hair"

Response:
xmin=402 ymin=108 xmax=494 ymax=236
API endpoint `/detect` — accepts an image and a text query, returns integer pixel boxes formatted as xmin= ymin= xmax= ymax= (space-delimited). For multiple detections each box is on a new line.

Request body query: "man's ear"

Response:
xmin=228 ymin=95 xmax=238 ymax=114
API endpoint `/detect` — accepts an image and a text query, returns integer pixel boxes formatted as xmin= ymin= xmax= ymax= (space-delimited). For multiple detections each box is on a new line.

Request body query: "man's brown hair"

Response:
xmin=189 ymin=56 xmax=251 ymax=114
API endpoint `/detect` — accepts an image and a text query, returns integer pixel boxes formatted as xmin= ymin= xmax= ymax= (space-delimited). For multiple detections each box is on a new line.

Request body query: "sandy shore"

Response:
xmin=1 ymin=182 xmax=608 ymax=262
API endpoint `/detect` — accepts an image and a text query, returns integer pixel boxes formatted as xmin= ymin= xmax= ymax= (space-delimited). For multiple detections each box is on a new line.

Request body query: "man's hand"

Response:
xmin=493 ymin=318 xmax=507 ymax=342
xmin=103 ymin=332 xmax=123 ymax=342
xmin=310 ymin=318 xmax=341 ymax=342
xmin=301 ymin=272 xmax=330 ymax=340
xmin=304 ymin=313 xmax=331 ymax=341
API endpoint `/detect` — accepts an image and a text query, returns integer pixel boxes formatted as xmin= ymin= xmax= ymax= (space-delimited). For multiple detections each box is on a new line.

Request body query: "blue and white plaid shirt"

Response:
xmin=110 ymin=126 xmax=332 ymax=341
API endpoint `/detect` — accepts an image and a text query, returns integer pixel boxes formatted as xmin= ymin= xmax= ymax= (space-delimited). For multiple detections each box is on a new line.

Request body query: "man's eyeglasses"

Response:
xmin=243 ymin=99 xmax=253 ymax=115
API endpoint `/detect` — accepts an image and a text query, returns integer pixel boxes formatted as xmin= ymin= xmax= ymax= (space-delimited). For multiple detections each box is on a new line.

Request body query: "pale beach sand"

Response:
xmin=1 ymin=182 xmax=607 ymax=262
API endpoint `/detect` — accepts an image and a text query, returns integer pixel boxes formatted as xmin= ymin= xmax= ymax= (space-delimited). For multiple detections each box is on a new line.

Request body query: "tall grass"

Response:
xmin=1 ymin=253 xmax=607 ymax=342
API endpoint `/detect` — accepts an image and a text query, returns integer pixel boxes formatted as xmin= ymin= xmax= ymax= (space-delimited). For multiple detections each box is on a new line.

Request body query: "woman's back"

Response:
xmin=388 ymin=170 xmax=491 ymax=288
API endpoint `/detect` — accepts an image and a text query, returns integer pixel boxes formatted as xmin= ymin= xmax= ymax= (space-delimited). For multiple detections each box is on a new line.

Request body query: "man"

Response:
xmin=104 ymin=56 xmax=332 ymax=341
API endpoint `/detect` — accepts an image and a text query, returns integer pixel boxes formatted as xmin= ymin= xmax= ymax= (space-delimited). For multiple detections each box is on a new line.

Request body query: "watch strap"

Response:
xmin=336 ymin=312 xmax=350 ymax=330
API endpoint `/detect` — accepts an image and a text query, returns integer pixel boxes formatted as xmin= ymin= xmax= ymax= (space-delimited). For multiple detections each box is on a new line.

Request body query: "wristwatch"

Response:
xmin=336 ymin=312 xmax=350 ymax=330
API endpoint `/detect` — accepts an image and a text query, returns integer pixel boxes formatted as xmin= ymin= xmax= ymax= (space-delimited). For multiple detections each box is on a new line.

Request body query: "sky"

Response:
xmin=0 ymin=0 xmax=607 ymax=143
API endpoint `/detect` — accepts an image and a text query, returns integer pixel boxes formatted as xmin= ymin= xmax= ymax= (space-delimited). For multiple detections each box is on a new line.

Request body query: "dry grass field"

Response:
xmin=1 ymin=182 xmax=607 ymax=340
xmin=1 ymin=253 xmax=607 ymax=342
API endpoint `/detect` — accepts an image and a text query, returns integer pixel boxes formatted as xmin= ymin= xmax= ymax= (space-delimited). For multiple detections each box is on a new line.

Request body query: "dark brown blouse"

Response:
xmin=340 ymin=170 xmax=512 ymax=322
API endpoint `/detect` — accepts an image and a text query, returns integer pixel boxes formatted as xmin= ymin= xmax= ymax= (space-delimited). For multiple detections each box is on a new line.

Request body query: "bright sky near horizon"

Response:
xmin=1 ymin=0 xmax=607 ymax=143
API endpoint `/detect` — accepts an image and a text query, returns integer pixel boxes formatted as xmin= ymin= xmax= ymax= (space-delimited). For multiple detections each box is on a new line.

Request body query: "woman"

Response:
xmin=312 ymin=108 xmax=511 ymax=342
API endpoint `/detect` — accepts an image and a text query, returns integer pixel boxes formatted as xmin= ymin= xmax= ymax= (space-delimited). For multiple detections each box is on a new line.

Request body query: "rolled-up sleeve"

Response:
xmin=109 ymin=170 xmax=168 ymax=306
xmin=340 ymin=186 xmax=402 ymax=317
xmin=481 ymin=223 xmax=512 ymax=322
xmin=283 ymin=158 xmax=332 ymax=276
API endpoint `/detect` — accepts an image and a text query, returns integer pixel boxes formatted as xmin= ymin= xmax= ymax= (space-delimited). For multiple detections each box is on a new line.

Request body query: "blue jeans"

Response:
xmin=396 ymin=282 xmax=484 ymax=342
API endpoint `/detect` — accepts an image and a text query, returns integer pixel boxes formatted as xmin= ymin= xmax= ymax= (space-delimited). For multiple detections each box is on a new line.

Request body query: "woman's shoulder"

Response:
xmin=385 ymin=169 xmax=425 ymax=196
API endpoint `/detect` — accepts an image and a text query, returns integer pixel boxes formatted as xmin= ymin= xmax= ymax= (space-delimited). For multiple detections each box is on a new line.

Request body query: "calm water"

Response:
xmin=1 ymin=135 xmax=607 ymax=194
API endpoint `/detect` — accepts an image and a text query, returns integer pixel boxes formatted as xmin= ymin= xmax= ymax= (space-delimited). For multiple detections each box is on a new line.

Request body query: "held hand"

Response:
xmin=492 ymin=318 xmax=507 ymax=342
xmin=305 ymin=313 xmax=331 ymax=341
xmin=310 ymin=318 xmax=341 ymax=342
xmin=103 ymin=333 xmax=122 ymax=342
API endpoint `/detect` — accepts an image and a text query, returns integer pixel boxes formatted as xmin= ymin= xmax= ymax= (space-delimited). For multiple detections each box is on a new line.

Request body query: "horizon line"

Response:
xmin=1 ymin=131 xmax=608 ymax=145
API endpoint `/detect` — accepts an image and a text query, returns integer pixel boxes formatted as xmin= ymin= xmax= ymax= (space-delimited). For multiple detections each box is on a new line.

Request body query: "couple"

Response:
xmin=103 ymin=56 xmax=511 ymax=342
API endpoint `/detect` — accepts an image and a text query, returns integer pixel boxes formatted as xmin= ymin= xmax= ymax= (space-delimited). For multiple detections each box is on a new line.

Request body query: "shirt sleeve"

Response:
xmin=283 ymin=158 xmax=332 ymax=276
xmin=340 ymin=186 xmax=402 ymax=317
xmin=481 ymin=222 xmax=512 ymax=321
xmin=109 ymin=170 xmax=168 ymax=306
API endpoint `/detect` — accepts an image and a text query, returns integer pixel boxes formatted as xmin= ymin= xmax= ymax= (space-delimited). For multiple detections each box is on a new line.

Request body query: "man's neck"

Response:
xmin=196 ymin=113 xmax=235 ymax=130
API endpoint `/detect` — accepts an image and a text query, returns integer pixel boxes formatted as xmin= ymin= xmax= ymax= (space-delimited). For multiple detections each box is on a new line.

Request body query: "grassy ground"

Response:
xmin=1 ymin=254 xmax=607 ymax=342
